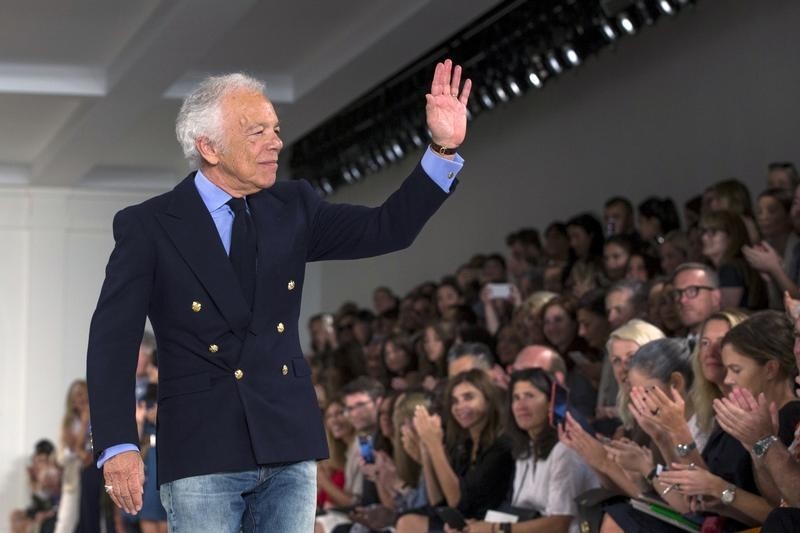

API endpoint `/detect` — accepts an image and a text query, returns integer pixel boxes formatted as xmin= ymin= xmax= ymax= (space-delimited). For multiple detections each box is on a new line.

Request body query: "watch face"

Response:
xmin=721 ymin=488 xmax=735 ymax=505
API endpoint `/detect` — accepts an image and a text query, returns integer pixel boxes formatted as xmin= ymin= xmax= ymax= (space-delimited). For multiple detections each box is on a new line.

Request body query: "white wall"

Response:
xmin=319 ymin=0 xmax=800 ymax=310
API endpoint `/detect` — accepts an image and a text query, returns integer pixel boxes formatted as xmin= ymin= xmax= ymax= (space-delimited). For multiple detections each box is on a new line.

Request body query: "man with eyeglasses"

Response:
xmin=671 ymin=262 xmax=721 ymax=349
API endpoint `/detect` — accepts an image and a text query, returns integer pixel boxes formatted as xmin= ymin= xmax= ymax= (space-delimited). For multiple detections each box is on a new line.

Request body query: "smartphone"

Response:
xmin=357 ymin=434 xmax=375 ymax=464
xmin=549 ymin=381 xmax=570 ymax=428
xmin=486 ymin=283 xmax=512 ymax=299
xmin=435 ymin=507 xmax=467 ymax=530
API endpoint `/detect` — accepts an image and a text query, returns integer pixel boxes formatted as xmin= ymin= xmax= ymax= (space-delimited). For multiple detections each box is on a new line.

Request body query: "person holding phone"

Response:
xmin=396 ymin=369 xmax=513 ymax=532
xmin=450 ymin=369 xmax=599 ymax=533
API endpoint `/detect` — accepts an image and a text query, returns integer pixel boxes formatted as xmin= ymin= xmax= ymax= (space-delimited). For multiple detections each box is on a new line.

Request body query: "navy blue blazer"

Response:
xmin=86 ymin=163 xmax=451 ymax=484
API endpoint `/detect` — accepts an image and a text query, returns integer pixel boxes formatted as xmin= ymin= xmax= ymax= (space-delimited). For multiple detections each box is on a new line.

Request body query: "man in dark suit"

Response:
xmin=86 ymin=59 xmax=471 ymax=532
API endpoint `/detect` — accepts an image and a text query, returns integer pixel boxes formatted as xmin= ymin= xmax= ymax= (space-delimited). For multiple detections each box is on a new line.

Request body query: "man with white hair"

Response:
xmin=87 ymin=60 xmax=471 ymax=532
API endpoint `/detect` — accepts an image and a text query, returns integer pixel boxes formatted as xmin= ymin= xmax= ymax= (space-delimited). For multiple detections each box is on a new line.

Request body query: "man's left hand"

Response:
xmin=426 ymin=59 xmax=471 ymax=152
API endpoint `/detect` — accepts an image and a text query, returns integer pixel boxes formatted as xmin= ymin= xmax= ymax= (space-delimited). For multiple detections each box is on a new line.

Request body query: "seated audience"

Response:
xmin=605 ymin=280 xmax=647 ymax=330
xmin=452 ymin=369 xmax=600 ymax=533
xmin=767 ymin=161 xmax=799 ymax=191
xmin=657 ymin=231 xmax=690 ymax=277
xmin=397 ymin=369 xmax=514 ymax=532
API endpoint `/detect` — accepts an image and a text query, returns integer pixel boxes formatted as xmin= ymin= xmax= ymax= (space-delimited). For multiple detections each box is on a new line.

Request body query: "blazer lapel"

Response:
xmin=156 ymin=174 xmax=251 ymax=335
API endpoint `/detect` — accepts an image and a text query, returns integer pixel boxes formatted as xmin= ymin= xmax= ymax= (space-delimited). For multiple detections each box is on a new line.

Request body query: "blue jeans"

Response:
xmin=160 ymin=461 xmax=316 ymax=532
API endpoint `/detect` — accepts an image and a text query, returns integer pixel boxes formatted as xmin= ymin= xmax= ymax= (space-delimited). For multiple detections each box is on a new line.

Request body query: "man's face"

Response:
xmin=577 ymin=308 xmax=610 ymax=350
xmin=448 ymin=355 xmax=478 ymax=377
xmin=204 ymin=89 xmax=283 ymax=194
xmin=606 ymin=289 xmax=635 ymax=330
xmin=343 ymin=392 xmax=378 ymax=433
xmin=768 ymin=168 xmax=794 ymax=191
xmin=604 ymin=203 xmax=631 ymax=235
xmin=672 ymin=269 xmax=720 ymax=330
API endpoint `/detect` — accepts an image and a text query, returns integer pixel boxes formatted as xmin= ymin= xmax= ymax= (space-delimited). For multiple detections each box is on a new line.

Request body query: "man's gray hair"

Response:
xmin=671 ymin=262 xmax=720 ymax=288
xmin=608 ymin=279 xmax=648 ymax=313
xmin=446 ymin=342 xmax=495 ymax=370
xmin=175 ymin=73 xmax=266 ymax=169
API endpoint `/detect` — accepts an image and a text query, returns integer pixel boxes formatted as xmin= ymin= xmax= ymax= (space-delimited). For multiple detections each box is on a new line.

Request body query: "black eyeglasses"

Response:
xmin=670 ymin=285 xmax=714 ymax=302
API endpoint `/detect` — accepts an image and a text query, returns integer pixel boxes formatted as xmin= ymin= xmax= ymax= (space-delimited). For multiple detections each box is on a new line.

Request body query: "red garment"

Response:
xmin=317 ymin=468 xmax=345 ymax=508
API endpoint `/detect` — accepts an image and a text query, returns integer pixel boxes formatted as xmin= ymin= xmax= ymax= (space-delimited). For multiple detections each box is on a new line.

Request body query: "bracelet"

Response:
xmin=430 ymin=142 xmax=458 ymax=155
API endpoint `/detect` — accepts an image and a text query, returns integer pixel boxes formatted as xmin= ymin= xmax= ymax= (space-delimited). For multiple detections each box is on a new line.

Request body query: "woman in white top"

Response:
xmin=458 ymin=368 xmax=599 ymax=533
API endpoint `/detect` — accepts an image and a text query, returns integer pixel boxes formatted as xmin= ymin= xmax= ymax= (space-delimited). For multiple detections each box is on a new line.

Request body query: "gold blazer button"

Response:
xmin=287 ymin=280 xmax=295 ymax=290
xmin=209 ymin=344 xmax=219 ymax=353
xmin=276 ymin=322 xmax=285 ymax=333
xmin=191 ymin=301 xmax=202 ymax=312
xmin=282 ymin=364 xmax=289 ymax=376
xmin=234 ymin=369 xmax=244 ymax=380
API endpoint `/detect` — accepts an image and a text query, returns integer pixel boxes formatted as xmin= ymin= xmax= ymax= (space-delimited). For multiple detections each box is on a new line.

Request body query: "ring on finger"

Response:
xmin=104 ymin=484 xmax=113 ymax=493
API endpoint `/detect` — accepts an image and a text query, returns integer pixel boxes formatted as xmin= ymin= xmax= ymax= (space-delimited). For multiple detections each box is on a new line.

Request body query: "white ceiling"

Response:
xmin=0 ymin=0 xmax=502 ymax=188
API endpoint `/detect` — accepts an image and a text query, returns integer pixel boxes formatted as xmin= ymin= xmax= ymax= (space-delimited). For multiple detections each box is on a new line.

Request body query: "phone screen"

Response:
xmin=357 ymin=435 xmax=375 ymax=464
xmin=549 ymin=381 xmax=569 ymax=428
xmin=487 ymin=283 xmax=512 ymax=299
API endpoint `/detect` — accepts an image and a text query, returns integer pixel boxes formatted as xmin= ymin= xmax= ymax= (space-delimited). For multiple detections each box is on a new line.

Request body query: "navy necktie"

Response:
xmin=226 ymin=197 xmax=257 ymax=309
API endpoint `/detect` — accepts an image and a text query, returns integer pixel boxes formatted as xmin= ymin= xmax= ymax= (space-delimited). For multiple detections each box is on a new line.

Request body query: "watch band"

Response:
xmin=753 ymin=435 xmax=778 ymax=458
xmin=430 ymin=142 xmax=458 ymax=155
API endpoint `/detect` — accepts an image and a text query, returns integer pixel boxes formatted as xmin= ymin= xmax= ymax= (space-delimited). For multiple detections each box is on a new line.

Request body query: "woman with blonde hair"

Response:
xmin=53 ymin=380 xmax=91 ymax=533
xmin=512 ymin=291 xmax=557 ymax=346
xmin=558 ymin=319 xmax=664 ymax=498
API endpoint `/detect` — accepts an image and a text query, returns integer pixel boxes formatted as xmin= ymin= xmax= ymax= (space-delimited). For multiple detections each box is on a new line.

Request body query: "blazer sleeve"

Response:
xmin=86 ymin=207 xmax=156 ymax=460
xmin=304 ymin=163 xmax=451 ymax=262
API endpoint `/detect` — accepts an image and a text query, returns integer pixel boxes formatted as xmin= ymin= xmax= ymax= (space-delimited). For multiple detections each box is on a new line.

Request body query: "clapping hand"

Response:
xmin=603 ymin=437 xmax=653 ymax=476
xmin=629 ymin=385 xmax=687 ymax=436
xmin=657 ymin=462 xmax=727 ymax=498
xmin=743 ymin=242 xmax=782 ymax=276
xmin=413 ymin=405 xmax=443 ymax=450
xmin=558 ymin=412 xmax=607 ymax=469
xmin=713 ymin=387 xmax=778 ymax=450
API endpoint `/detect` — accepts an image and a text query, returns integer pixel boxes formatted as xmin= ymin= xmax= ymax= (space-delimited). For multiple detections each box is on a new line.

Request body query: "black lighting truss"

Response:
xmin=288 ymin=0 xmax=696 ymax=196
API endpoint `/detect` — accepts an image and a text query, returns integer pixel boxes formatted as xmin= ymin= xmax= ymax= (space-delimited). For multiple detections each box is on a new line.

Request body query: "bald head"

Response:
xmin=512 ymin=345 xmax=562 ymax=372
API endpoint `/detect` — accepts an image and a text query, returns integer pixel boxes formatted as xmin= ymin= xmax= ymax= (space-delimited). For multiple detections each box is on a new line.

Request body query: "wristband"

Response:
xmin=430 ymin=142 xmax=458 ymax=155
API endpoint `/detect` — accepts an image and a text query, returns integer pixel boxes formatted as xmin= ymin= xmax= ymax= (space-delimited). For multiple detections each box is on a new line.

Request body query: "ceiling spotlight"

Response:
xmin=600 ymin=18 xmax=618 ymax=41
xmin=617 ymin=13 xmax=636 ymax=35
xmin=526 ymin=68 xmax=544 ymax=88
xmin=546 ymin=51 xmax=563 ymax=74
xmin=478 ymin=87 xmax=495 ymax=109
xmin=349 ymin=165 xmax=362 ymax=180
xmin=320 ymin=178 xmax=334 ymax=196
xmin=383 ymin=144 xmax=397 ymax=163
xmin=373 ymin=149 xmax=386 ymax=169
xmin=563 ymin=43 xmax=581 ymax=66
xmin=657 ymin=0 xmax=675 ymax=15
xmin=506 ymin=75 xmax=522 ymax=97
xmin=408 ymin=129 xmax=424 ymax=148
xmin=392 ymin=141 xmax=404 ymax=158
xmin=493 ymin=80 xmax=509 ymax=103
xmin=341 ymin=166 xmax=354 ymax=183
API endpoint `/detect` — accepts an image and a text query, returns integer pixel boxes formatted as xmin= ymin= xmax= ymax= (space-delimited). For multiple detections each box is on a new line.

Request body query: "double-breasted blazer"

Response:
xmin=86 ymin=163 xmax=451 ymax=484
